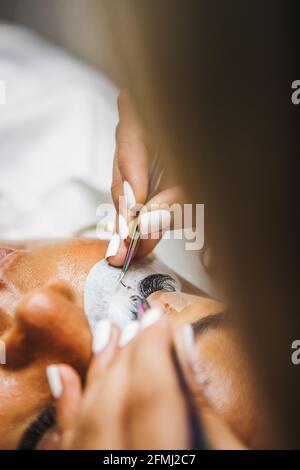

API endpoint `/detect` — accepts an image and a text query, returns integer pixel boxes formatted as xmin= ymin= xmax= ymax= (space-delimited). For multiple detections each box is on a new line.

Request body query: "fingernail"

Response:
xmin=140 ymin=307 xmax=163 ymax=330
xmin=123 ymin=181 xmax=136 ymax=210
xmin=46 ymin=365 xmax=62 ymax=399
xmin=93 ymin=320 xmax=112 ymax=354
xmin=119 ymin=321 xmax=140 ymax=347
xmin=139 ymin=210 xmax=171 ymax=235
xmin=105 ymin=233 xmax=121 ymax=258
xmin=118 ymin=214 xmax=129 ymax=240
xmin=179 ymin=324 xmax=196 ymax=365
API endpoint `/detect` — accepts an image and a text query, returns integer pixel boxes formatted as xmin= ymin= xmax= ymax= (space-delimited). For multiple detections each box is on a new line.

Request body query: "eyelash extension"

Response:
xmin=138 ymin=274 xmax=177 ymax=299
xmin=110 ymin=274 xmax=177 ymax=323
xmin=17 ymin=406 xmax=56 ymax=450
xmin=128 ymin=274 xmax=176 ymax=318
xmin=129 ymin=295 xmax=150 ymax=319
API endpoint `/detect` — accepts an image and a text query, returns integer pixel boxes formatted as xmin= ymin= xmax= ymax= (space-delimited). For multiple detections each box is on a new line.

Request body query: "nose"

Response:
xmin=3 ymin=280 xmax=92 ymax=374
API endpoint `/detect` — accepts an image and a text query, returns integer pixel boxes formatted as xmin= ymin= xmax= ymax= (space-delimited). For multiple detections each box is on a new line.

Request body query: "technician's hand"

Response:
xmin=107 ymin=89 xmax=187 ymax=267
xmin=49 ymin=314 xmax=193 ymax=450
xmin=48 ymin=312 xmax=247 ymax=450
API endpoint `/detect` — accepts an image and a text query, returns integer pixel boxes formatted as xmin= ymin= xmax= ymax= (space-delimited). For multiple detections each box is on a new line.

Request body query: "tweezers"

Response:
xmin=116 ymin=156 xmax=163 ymax=284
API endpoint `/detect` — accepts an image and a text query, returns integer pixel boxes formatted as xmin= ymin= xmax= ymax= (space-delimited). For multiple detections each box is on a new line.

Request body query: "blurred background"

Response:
xmin=0 ymin=0 xmax=121 ymax=85
xmin=0 ymin=0 xmax=212 ymax=294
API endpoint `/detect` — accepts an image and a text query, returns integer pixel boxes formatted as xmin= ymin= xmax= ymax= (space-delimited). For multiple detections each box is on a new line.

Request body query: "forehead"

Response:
xmin=0 ymin=239 xmax=106 ymax=316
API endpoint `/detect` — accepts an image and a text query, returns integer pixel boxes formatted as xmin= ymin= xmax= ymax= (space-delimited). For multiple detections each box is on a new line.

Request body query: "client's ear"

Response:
xmin=2 ymin=281 xmax=92 ymax=373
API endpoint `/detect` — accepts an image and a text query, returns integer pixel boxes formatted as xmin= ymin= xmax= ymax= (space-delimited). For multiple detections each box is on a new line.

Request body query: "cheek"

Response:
xmin=194 ymin=334 xmax=260 ymax=448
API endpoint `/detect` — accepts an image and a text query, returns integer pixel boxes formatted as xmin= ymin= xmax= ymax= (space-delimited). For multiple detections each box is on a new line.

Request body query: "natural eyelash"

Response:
xmin=17 ymin=406 xmax=56 ymax=450
xmin=129 ymin=295 xmax=151 ymax=319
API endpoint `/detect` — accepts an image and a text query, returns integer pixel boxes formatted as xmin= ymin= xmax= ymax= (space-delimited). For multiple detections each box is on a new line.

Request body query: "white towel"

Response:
xmin=0 ymin=22 xmax=118 ymax=239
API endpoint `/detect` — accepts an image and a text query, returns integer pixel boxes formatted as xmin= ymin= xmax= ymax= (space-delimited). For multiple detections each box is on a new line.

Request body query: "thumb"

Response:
xmin=115 ymin=89 xmax=150 ymax=208
xmin=46 ymin=364 xmax=82 ymax=442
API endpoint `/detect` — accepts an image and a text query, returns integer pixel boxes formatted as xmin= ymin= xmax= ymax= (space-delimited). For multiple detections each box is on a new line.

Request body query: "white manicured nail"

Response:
xmin=180 ymin=324 xmax=196 ymax=365
xmin=93 ymin=320 xmax=112 ymax=354
xmin=123 ymin=181 xmax=136 ymax=210
xmin=118 ymin=214 xmax=129 ymax=240
xmin=139 ymin=210 xmax=171 ymax=235
xmin=105 ymin=233 xmax=121 ymax=258
xmin=46 ymin=365 xmax=62 ymax=399
xmin=140 ymin=308 xmax=163 ymax=330
xmin=119 ymin=321 xmax=140 ymax=347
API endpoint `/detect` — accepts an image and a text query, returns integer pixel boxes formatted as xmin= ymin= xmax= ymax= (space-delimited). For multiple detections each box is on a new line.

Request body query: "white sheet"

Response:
xmin=0 ymin=22 xmax=117 ymax=239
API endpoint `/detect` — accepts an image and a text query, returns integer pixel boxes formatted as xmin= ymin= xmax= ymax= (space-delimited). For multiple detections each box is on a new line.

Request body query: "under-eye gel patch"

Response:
xmin=84 ymin=258 xmax=180 ymax=332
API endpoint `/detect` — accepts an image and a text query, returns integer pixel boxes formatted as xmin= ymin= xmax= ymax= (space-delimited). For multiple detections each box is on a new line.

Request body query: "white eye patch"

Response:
xmin=84 ymin=258 xmax=180 ymax=332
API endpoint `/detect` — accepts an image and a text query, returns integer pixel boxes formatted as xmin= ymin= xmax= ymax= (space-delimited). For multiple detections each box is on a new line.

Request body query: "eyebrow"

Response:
xmin=192 ymin=312 xmax=228 ymax=336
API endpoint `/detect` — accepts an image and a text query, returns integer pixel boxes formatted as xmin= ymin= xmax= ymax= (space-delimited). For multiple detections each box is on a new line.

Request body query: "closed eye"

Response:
xmin=127 ymin=274 xmax=177 ymax=318
xmin=138 ymin=274 xmax=177 ymax=298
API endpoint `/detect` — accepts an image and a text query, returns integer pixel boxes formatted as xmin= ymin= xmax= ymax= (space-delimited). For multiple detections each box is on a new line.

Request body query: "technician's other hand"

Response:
xmin=48 ymin=314 xmax=192 ymax=449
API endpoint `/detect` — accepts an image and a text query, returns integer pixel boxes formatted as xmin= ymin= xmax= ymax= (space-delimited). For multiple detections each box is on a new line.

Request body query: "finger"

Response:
xmin=138 ymin=187 xmax=186 ymax=248
xmin=174 ymin=323 xmax=197 ymax=391
xmin=142 ymin=186 xmax=186 ymax=211
xmin=78 ymin=338 xmax=132 ymax=449
xmin=105 ymin=238 xmax=129 ymax=267
xmin=86 ymin=321 xmax=120 ymax=387
xmin=111 ymin=155 xmax=124 ymax=213
xmin=133 ymin=186 xmax=187 ymax=258
xmin=116 ymin=139 xmax=149 ymax=207
xmin=140 ymin=186 xmax=187 ymax=230
xmin=134 ymin=236 xmax=161 ymax=259
xmin=116 ymin=90 xmax=149 ymax=206
xmin=87 ymin=326 xmax=141 ymax=448
xmin=46 ymin=364 xmax=82 ymax=434
xmin=108 ymin=186 xmax=187 ymax=265
xmin=128 ymin=315 xmax=189 ymax=449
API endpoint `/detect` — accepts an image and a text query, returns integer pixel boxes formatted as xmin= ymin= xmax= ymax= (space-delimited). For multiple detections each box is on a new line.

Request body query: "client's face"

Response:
xmin=0 ymin=240 xmax=261 ymax=449
xmin=0 ymin=239 xmax=104 ymax=449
